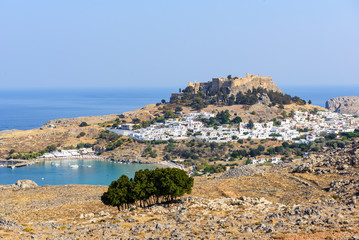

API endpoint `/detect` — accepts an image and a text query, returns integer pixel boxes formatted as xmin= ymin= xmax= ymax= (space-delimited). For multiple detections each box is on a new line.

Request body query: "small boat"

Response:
xmin=70 ymin=164 xmax=79 ymax=169
xmin=87 ymin=165 xmax=92 ymax=168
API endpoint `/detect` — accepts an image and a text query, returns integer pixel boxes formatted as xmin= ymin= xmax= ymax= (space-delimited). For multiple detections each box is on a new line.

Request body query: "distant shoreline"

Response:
xmin=1 ymin=86 xmax=359 ymax=131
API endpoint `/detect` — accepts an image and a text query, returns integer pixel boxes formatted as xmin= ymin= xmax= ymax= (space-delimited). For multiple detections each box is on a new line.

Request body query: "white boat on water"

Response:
xmin=87 ymin=165 xmax=92 ymax=168
xmin=70 ymin=164 xmax=79 ymax=169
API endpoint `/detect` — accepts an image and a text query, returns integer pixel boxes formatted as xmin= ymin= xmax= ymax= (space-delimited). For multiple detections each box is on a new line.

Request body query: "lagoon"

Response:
xmin=0 ymin=159 xmax=157 ymax=186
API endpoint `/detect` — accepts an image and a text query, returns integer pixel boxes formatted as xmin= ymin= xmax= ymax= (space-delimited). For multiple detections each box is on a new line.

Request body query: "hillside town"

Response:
xmin=110 ymin=111 xmax=359 ymax=144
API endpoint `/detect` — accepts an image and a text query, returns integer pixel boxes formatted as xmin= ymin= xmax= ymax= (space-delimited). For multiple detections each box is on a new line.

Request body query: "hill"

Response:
xmin=169 ymin=73 xmax=307 ymax=110
xmin=326 ymin=96 xmax=359 ymax=116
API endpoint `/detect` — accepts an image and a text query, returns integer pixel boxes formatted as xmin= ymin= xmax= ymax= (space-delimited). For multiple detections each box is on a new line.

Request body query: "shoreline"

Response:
xmin=0 ymin=159 xmax=184 ymax=187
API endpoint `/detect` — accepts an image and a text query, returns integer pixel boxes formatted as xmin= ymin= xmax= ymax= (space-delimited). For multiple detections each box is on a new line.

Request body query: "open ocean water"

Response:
xmin=0 ymin=87 xmax=174 ymax=131
xmin=0 ymin=85 xmax=358 ymax=131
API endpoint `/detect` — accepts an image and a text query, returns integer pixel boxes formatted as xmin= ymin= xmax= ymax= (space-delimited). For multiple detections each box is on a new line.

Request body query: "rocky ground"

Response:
xmin=1 ymin=141 xmax=359 ymax=239
xmin=0 ymin=185 xmax=357 ymax=240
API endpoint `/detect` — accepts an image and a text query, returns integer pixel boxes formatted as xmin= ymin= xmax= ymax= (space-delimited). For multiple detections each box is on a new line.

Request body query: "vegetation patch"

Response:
xmin=102 ymin=168 xmax=193 ymax=210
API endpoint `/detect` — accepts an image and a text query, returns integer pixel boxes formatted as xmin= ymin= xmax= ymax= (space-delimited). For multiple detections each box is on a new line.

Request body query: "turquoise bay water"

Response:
xmin=0 ymin=159 xmax=157 ymax=186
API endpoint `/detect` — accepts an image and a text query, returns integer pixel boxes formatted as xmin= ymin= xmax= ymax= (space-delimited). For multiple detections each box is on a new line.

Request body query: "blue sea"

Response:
xmin=0 ymin=87 xmax=175 ymax=131
xmin=0 ymin=85 xmax=358 ymax=131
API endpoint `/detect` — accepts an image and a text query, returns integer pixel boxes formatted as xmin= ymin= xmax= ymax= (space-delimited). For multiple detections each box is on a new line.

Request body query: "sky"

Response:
xmin=1 ymin=0 xmax=358 ymax=89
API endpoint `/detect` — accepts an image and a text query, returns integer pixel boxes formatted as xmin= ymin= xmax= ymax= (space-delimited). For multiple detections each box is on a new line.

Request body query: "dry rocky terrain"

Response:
xmin=0 ymin=140 xmax=358 ymax=239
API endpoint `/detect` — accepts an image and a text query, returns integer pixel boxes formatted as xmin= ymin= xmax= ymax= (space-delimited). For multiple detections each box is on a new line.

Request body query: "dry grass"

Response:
xmin=192 ymin=171 xmax=333 ymax=205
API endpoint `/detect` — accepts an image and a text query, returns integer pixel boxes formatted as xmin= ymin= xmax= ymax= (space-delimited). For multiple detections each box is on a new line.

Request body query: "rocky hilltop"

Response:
xmin=326 ymin=96 xmax=359 ymax=115
xmin=171 ymin=73 xmax=282 ymax=102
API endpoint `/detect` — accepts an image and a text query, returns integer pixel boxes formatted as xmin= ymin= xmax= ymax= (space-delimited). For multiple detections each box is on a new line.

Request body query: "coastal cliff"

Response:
xmin=326 ymin=96 xmax=359 ymax=115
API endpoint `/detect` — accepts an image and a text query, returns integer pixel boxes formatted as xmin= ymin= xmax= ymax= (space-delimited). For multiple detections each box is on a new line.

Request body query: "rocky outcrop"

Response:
xmin=12 ymin=180 xmax=38 ymax=190
xmin=171 ymin=73 xmax=283 ymax=103
xmin=326 ymin=96 xmax=359 ymax=115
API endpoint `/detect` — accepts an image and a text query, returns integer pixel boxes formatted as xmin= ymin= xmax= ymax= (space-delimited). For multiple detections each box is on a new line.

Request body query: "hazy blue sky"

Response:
xmin=1 ymin=0 xmax=358 ymax=89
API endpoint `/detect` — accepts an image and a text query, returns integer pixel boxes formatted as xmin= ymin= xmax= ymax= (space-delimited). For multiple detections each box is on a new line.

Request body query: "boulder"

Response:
xmin=12 ymin=180 xmax=38 ymax=190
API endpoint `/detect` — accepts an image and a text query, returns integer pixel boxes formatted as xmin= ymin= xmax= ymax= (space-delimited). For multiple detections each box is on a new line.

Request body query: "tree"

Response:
xmin=209 ymin=142 xmax=219 ymax=152
xmin=101 ymin=175 xmax=132 ymax=210
xmin=77 ymin=132 xmax=86 ymax=138
xmin=282 ymin=142 xmax=290 ymax=148
xmin=132 ymin=118 xmax=141 ymax=124
xmin=175 ymin=106 xmax=183 ymax=113
xmin=257 ymin=145 xmax=265 ymax=152
xmin=163 ymin=110 xmax=177 ymax=119
xmin=191 ymin=97 xmax=207 ymax=110
xmin=228 ymin=95 xmax=235 ymax=106
xmin=45 ymin=145 xmax=57 ymax=152
xmin=161 ymin=99 xmax=166 ymax=104
xmin=308 ymin=100 xmax=312 ymax=104
xmin=289 ymin=110 xmax=295 ymax=118
xmin=216 ymin=110 xmax=231 ymax=124
xmin=79 ymin=122 xmax=89 ymax=127
xmin=281 ymin=111 xmax=287 ymax=119
xmin=232 ymin=116 xmax=242 ymax=124
xmin=248 ymin=120 xmax=254 ymax=129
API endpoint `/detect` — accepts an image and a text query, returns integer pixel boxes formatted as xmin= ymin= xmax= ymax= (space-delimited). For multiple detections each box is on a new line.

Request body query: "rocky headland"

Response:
xmin=326 ymin=96 xmax=359 ymax=116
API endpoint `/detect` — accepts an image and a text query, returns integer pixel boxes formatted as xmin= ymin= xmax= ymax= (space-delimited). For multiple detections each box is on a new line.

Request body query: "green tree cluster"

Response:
xmin=101 ymin=168 xmax=194 ymax=210
xmin=141 ymin=145 xmax=157 ymax=158
xmin=199 ymin=111 xmax=242 ymax=127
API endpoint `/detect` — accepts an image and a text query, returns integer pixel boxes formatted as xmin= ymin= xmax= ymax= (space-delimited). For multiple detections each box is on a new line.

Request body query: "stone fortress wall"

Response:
xmin=171 ymin=73 xmax=283 ymax=103
xmin=190 ymin=73 xmax=282 ymax=94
